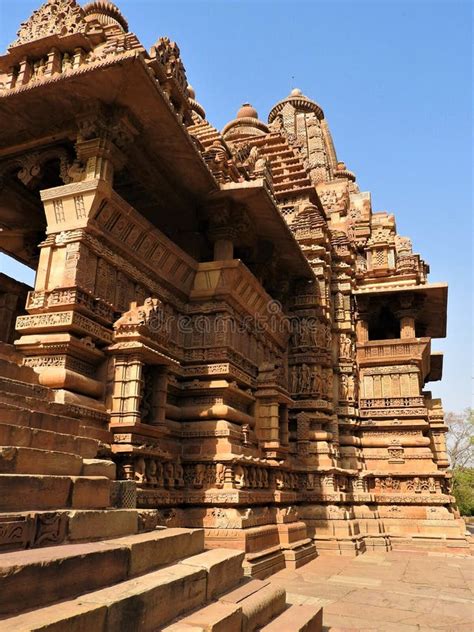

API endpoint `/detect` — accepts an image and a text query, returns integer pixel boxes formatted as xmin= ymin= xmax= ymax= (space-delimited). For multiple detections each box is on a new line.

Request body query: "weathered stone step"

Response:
xmin=0 ymin=393 xmax=111 ymax=445
xmin=163 ymin=600 xmax=242 ymax=631
xmin=0 ymin=446 xmax=83 ymax=476
xmin=0 ymin=527 xmax=205 ymax=616
xmin=82 ymin=459 xmax=116 ymax=479
xmin=0 ymin=421 xmax=99 ymax=458
xmin=0 ymin=474 xmax=110 ymax=511
xmin=0 ymin=400 xmax=82 ymax=436
xmin=177 ymin=549 xmax=245 ymax=600
xmin=0 ymin=563 xmax=208 ymax=631
xmin=260 ymin=603 xmax=323 ymax=632
xmin=0 ymin=508 xmax=157 ymax=552
xmin=219 ymin=579 xmax=286 ymax=632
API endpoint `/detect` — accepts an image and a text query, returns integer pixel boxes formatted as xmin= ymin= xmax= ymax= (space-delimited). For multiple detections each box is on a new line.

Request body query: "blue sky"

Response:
xmin=0 ymin=0 xmax=472 ymax=411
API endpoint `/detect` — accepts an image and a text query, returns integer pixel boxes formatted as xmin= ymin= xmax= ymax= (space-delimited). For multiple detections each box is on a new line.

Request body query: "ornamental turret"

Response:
xmin=268 ymin=88 xmax=338 ymax=185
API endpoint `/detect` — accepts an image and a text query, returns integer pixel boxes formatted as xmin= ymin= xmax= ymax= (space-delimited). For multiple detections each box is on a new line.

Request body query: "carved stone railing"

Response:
xmin=360 ymin=396 xmax=425 ymax=409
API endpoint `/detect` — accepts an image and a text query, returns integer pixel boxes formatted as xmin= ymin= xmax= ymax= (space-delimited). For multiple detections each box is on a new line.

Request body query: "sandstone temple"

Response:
xmin=0 ymin=1 xmax=467 ymax=630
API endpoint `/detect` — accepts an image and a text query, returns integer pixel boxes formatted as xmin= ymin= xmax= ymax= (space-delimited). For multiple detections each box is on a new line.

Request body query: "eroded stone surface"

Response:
xmin=270 ymin=550 xmax=474 ymax=631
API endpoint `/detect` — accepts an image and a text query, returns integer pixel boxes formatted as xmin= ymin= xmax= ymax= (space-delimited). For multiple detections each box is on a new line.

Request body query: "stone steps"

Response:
xmin=0 ymin=562 xmax=208 ymax=631
xmin=0 ymin=421 xmax=100 ymax=458
xmin=161 ymin=578 xmax=288 ymax=632
xmin=0 ymin=528 xmax=322 ymax=631
xmin=0 ymin=527 xmax=206 ymax=617
xmin=0 ymin=445 xmax=83 ymax=476
xmin=222 ymin=579 xmax=286 ymax=632
xmin=0 ymin=508 xmax=159 ymax=551
xmin=0 ymin=474 xmax=111 ymax=511
xmin=163 ymin=601 xmax=242 ymax=631
xmin=260 ymin=603 xmax=323 ymax=631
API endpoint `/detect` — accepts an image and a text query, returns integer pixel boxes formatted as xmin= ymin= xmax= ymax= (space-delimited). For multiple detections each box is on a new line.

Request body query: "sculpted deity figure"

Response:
xmin=312 ymin=366 xmax=323 ymax=398
xmin=325 ymin=324 xmax=332 ymax=348
xmin=339 ymin=333 xmax=352 ymax=358
xmin=290 ymin=365 xmax=298 ymax=392
xmin=300 ymin=363 xmax=312 ymax=393
xmin=155 ymin=461 xmax=164 ymax=487
xmin=324 ymin=368 xmax=333 ymax=399
xmin=215 ymin=462 xmax=225 ymax=488
xmin=275 ymin=471 xmax=285 ymax=489
xmin=233 ymin=464 xmax=246 ymax=489
xmin=193 ymin=463 xmax=206 ymax=488
xmin=175 ymin=460 xmax=184 ymax=486
xmin=164 ymin=462 xmax=174 ymax=487
xmin=134 ymin=457 xmax=146 ymax=483
xmin=145 ymin=459 xmax=157 ymax=486
xmin=290 ymin=324 xmax=301 ymax=348
xmin=346 ymin=375 xmax=356 ymax=401
xmin=340 ymin=374 xmax=349 ymax=400
xmin=315 ymin=320 xmax=325 ymax=347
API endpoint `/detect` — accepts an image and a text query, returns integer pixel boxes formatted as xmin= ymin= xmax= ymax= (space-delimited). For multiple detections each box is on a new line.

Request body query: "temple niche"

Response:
xmin=0 ymin=2 xmax=468 ymax=628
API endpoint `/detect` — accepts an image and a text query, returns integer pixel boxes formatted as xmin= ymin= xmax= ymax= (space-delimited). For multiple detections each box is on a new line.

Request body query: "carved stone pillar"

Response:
xmin=254 ymin=361 xmax=292 ymax=459
xmin=107 ymin=298 xmax=176 ymax=427
xmin=396 ymin=293 xmax=423 ymax=339
xmin=212 ymin=235 xmax=235 ymax=261
xmin=399 ymin=314 xmax=416 ymax=339
xmin=356 ymin=317 xmax=369 ymax=343
xmin=110 ymin=354 xmax=144 ymax=425
xmin=206 ymin=199 xmax=250 ymax=262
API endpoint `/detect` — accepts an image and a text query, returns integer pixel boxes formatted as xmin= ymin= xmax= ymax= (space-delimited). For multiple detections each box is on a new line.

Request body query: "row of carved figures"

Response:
xmin=289 ymin=364 xmax=333 ymax=397
xmin=289 ymin=364 xmax=358 ymax=401
xmin=290 ymin=318 xmax=332 ymax=349
xmin=119 ymin=457 xmax=185 ymax=488
xmin=120 ymin=457 xmax=451 ymax=497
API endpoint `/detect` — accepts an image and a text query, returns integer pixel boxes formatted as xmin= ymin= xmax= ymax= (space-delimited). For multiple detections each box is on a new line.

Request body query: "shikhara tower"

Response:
xmin=0 ymin=0 xmax=466 ymax=610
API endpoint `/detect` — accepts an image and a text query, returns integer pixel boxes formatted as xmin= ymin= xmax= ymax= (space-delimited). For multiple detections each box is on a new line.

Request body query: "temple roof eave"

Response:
xmin=217 ymin=179 xmax=316 ymax=282
xmin=0 ymin=51 xmax=218 ymax=200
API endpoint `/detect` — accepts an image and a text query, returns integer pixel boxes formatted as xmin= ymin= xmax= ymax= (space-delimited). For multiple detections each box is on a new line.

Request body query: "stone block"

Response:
xmin=70 ymin=477 xmax=110 ymax=509
xmin=67 ymin=509 xmax=138 ymax=541
xmin=219 ymin=579 xmax=270 ymax=605
xmin=0 ymin=601 xmax=107 ymax=631
xmin=108 ymin=528 xmax=204 ymax=577
xmin=0 ymin=475 xmax=72 ymax=511
xmin=0 ymin=541 xmax=130 ymax=616
xmin=81 ymin=459 xmax=116 ymax=479
xmin=260 ymin=603 xmax=323 ymax=632
xmin=180 ymin=548 xmax=245 ymax=599
xmin=178 ymin=601 xmax=242 ymax=632
xmin=0 ymin=423 xmax=30 ymax=448
xmin=81 ymin=564 xmax=207 ymax=631
xmin=74 ymin=436 xmax=100 ymax=459
xmin=237 ymin=583 xmax=286 ymax=632
xmin=0 ymin=447 xmax=82 ymax=476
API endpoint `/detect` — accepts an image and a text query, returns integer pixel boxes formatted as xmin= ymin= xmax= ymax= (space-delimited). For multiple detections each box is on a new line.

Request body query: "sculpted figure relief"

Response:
xmin=339 ymin=333 xmax=353 ymax=359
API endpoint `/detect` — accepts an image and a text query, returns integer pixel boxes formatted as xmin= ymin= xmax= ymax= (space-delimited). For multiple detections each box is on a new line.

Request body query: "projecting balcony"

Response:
xmin=357 ymin=338 xmax=431 ymax=379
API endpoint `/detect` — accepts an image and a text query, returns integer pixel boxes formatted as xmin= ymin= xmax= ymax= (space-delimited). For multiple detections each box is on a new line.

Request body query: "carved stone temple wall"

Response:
xmin=0 ymin=0 xmax=467 ymax=582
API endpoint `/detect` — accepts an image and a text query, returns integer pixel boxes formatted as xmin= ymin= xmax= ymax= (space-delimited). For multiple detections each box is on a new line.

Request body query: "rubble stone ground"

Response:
xmin=270 ymin=550 xmax=474 ymax=631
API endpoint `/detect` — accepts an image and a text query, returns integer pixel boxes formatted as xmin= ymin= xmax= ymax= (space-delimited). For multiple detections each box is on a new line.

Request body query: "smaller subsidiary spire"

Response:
xmin=268 ymin=89 xmax=324 ymax=123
